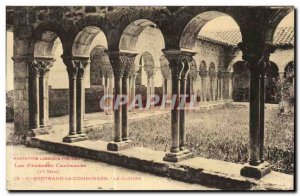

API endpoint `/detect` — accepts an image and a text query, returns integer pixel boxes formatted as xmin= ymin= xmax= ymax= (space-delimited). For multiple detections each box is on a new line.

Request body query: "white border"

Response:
xmin=1 ymin=1 xmax=298 ymax=195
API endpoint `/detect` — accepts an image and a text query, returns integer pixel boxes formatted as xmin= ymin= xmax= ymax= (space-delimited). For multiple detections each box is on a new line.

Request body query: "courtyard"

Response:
xmin=7 ymin=102 xmax=294 ymax=175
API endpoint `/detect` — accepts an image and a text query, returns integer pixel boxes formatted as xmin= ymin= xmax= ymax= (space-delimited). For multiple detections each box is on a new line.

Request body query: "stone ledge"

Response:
xmin=107 ymin=140 xmax=133 ymax=151
xmin=62 ymin=134 xmax=89 ymax=143
xmin=26 ymin=134 xmax=294 ymax=190
xmin=240 ymin=162 xmax=272 ymax=179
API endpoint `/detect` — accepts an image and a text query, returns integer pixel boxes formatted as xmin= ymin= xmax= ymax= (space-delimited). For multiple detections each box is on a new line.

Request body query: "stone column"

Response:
xmin=107 ymin=51 xmax=137 ymax=151
xmin=108 ymin=74 xmax=114 ymax=114
xmin=130 ymin=74 xmax=136 ymax=111
xmin=101 ymin=63 xmax=114 ymax=115
xmin=62 ymin=57 xmax=88 ymax=143
xmin=35 ymin=58 xmax=54 ymax=128
xmin=219 ymin=72 xmax=224 ymax=100
xmin=29 ymin=61 xmax=41 ymax=130
xmin=189 ymin=65 xmax=198 ymax=106
xmin=239 ymin=42 xmax=275 ymax=179
xmin=228 ymin=72 xmax=233 ymax=100
xmin=199 ymin=69 xmax=207 ymax=102
xmin=163 ymin=50 xmax=194 ymax=162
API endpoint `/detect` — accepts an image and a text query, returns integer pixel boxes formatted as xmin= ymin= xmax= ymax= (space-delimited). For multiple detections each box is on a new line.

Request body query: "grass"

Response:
xmin=6 ymin=103 xmax=294 ymax=174
xmin=85 ymin=104 xmax=294 ymax=174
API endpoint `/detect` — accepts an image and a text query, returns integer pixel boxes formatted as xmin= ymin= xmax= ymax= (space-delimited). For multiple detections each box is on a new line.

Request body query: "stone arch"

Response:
xmin=263 ymin=8 xmax=294 ymax=43
xmin=72 ymin=26 xmax=108 ymax=57
xmin=232 ymin=61 xmax=250 ymax=102
xmin=33 ymin=21 xmax=67 ymax=57
xmin=90 ymin=45 xmax=113 ymax=85
xmin=119 ymin=19 xmax=165 ymax=52
xmin=179 ymin=10 xmax=241 ymax=50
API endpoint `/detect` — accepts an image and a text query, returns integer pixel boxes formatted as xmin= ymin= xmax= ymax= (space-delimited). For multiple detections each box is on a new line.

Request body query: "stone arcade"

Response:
xmin=7 ymin=6 xmax=294 ymax=182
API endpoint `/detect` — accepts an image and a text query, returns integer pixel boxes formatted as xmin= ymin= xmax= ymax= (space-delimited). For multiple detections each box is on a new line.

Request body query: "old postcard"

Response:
xmin=6 ymin=6 xmax=295 ymax=191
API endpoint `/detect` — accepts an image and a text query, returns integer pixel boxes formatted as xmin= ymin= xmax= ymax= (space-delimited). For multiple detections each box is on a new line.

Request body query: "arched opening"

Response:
xmin=265 ymin=62 xmax=279 ymax=104
xmin=90 ymin=45 xmax=114 ymax=115
xmin=139 ymin=52 xmax=156 ymax=108
xmin=119 ymin=19 xmax=165 ymax=110
xmin=33 ymin=30 xmax=65 ymax=128
xmin=232 ymin=61 xmax=250 ymax=102
xmin=72 ymin=26 xmax=108 ymax=118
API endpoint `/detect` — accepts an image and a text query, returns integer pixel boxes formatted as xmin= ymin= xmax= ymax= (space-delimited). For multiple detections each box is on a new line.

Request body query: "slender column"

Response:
xmin=150 ymin=76 xmax=154 ymax=108
xmin=104 ymin=76 xmax=108 ymax=114
xmin=179 ymin=58 xmax=191 ymax=151
xmin=66 ymin=62 xmax=77 ymax=136
xmin=163 ymin=50 xmax=195 ymax=162
xmin=29 ymin=61 xmax=41 ymax=129
xmin=107 ymin=51 xmax=137 ymax=151
xmin=62 ymin=57 xmax=88 ymax=143
xmin=114 ymin=75 xmax=122 ymax=142
xmin=122 ymin=75 xmax=129 ymax=140
xmin=199 ymin=76 xmax=203 ymax=102
xmin=108 ymin=76 xmax=113 ymax=114
xmin=167 ymin=77 xmax=172 ymax=102
xmin=239 ymin=42 xmax=276 ymax=178
xmin=146 ymin=73 xmax=151 ymax=108
xmin=220 ymin=75 xmax=224 ymax=100
xmin=36 ymin=58 xmax=54 ymax=128
xmin=130 ymin=75 xmax=136 ymax=110
xmin=228 ymin=72 xmax=233 ymax=100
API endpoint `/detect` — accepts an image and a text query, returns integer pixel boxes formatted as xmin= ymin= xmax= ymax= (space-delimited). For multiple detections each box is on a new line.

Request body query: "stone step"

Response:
xmin=26 ymin=134 xmax=293 ymax=190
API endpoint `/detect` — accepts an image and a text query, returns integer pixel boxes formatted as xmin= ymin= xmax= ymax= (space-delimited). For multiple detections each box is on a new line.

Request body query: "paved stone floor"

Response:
xmin=6 ymin=145 xmax=216 ymax=190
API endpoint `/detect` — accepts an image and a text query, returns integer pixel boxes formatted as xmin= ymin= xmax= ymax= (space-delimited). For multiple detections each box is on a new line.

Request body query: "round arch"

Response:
xmin=263 ymin=8 xmax=294 ymax=43
xmin=119 ymin=19 xmax=165 ymax=52
xmin=72 ymin=26 xmax=108 ymax=57
xmin=179 ymin=10 xmax=241 ymax=50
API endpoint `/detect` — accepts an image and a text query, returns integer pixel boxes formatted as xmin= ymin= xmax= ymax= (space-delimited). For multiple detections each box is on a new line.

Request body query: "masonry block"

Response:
xmin=240 ymin=161 xmax=272 ymax=179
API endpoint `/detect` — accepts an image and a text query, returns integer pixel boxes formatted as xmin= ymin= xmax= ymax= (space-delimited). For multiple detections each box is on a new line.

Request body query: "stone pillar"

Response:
xmin=29 ymin=61 xmax=41 ymax=130
xmin=130 ymin=74 xmax=136 ymax=111
xmin=107 ymin=51 xmax=137 ymax=151
xmin=199 ymin=69 xmax=207 ymax=102
xmin=189 ymin=67 xmax=198 ymax=106
xmin=35 ymin=58 xmax=54 ymax=128
xmin=108 ymin=75 xmax=114 ymax=114
xmin=228 ymin=72 xmax=233 ymax=100
xmin=163 ymin=50 xmax=194 ymax=162
xmin=239 ymin=42 xmax=275 ymax=179
xmin=62 ymin=57 xmax=89 ymax=143
xmin=146 ymin=72 xmax=151 ymax=108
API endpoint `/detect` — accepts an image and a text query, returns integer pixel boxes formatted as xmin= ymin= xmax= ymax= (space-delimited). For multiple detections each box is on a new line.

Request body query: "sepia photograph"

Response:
xmin=5 ymin=4 xmax=295 ymax=191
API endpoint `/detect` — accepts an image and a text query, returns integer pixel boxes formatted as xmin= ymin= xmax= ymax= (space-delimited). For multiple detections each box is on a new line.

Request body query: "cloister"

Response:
xmin=6 ymin=6 xmax=294 ymax=181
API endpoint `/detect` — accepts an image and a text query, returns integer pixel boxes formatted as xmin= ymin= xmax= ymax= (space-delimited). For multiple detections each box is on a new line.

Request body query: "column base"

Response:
xmin=62 ymin=133 xmax=88 ymax=143
xmin=163 ymin=150 xmax=193 ymax=162
xmin=107 ymin=140 xmax=133 ymax=151
xmin=28 ymin=125 xmax=54 ymax=137
xmin=240 ymin=161 xmax=271 ymax=179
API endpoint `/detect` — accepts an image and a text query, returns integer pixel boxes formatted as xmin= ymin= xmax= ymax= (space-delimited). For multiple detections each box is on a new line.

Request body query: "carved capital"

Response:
xmin=162 ymin=50 xmax=196 ymax=80
xmin=238 ymin=42 xmax=276 ymax=74
xmin=34 ymin=57 xmax=55 ymax=77
xmin=62 ymin=56 xmax=89 ymax=79
xmin=107 ymin=51 xmax=138 ymax=78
